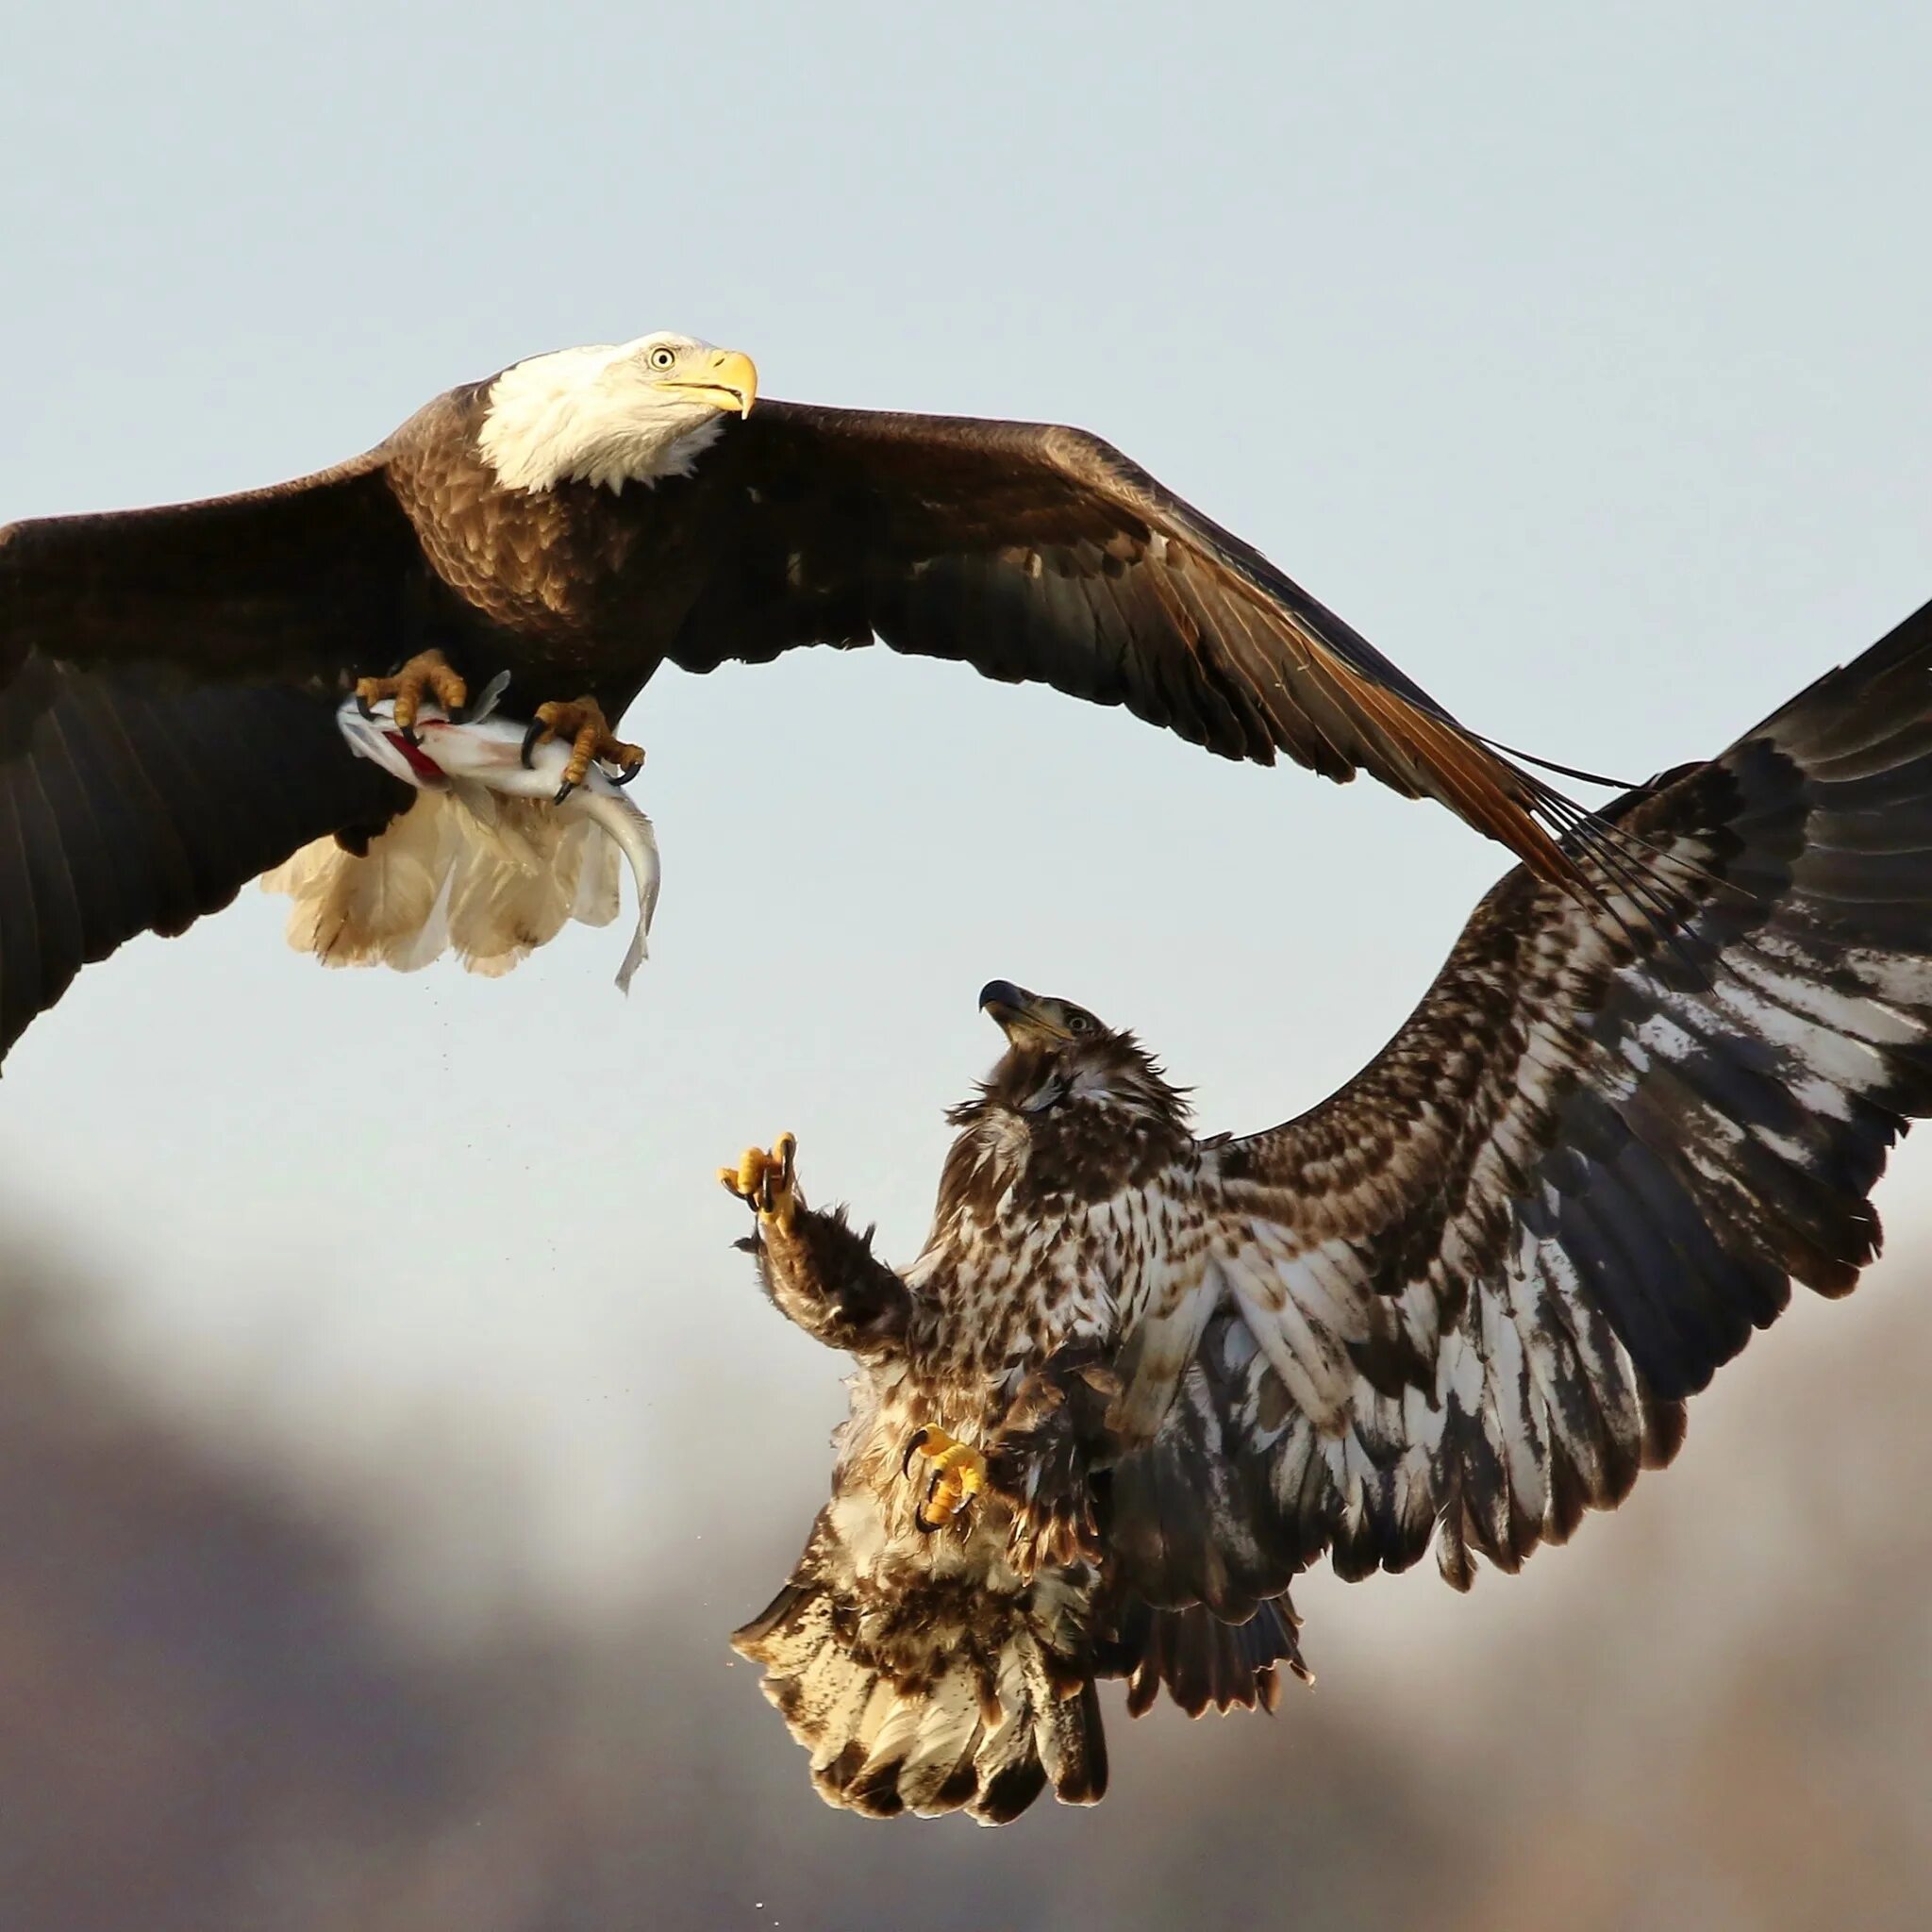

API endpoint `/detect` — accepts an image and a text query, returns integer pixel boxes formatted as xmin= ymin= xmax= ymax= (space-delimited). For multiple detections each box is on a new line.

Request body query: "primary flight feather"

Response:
xmin=0 ymin=330 xmax=1586 ymax=1064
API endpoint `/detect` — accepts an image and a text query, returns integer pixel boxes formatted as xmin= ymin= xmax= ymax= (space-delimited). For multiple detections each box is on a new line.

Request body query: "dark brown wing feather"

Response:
xmin=1112 ymin=595 xmax=1932 ymax=1606
xmin=0 ymin=655 xmax=408 ymax=1065
xmin=0 ymin=458 xmax=426 ymax=1063
xmin=1 ymin=455 xmax=421 ymax=685
xmin=670 ymin=403 xmax=1579 ymax=881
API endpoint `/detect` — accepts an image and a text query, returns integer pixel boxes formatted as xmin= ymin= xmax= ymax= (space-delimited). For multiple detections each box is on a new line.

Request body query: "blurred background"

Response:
xmin=3 ymin=3 xmax=1930 ymax=1927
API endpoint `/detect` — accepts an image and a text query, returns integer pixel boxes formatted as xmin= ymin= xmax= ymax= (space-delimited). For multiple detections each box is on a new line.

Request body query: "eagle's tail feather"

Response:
xmin=262 ymin=788 xmax=623 ymax=978
xmin=260 ymin=791 xmax=455 ymax=971
xmin=731 ymin=1572 xmax=1107 ymax=1824
xmin=1104 ymin=1597 xmax=1308 ymax=1719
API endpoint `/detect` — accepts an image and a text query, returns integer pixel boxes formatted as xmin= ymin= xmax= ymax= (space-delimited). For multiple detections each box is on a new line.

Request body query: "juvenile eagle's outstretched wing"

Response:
xmin=1112 ymin=598 xmax=1932 ymax=1615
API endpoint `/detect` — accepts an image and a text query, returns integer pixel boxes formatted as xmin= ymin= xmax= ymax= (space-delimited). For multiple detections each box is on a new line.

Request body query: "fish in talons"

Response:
xmin=262 ymin=675 xmax=660 ymax=991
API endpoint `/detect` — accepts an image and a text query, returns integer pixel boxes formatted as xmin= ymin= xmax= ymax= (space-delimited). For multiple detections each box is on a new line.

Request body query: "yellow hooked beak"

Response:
xmin=660 ymin=346 xmax=758 ymax=419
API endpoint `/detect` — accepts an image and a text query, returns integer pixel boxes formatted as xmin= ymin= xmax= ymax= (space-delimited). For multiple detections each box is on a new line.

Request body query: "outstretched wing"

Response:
xmin=1 ymin=456 xmax=421 ymax=686
xmin=0 ymin=460 xmax=424 ymax=1062
xmin=1108 ymin=597 xmax=1932 ymax=1618
xmin=668 ymin=403 xmax=1589 ymax=884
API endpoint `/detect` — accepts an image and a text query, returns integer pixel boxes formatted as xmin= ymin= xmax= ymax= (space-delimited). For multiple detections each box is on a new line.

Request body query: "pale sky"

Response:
xmin=3 ymin=0 xmax=1930 ymax=1642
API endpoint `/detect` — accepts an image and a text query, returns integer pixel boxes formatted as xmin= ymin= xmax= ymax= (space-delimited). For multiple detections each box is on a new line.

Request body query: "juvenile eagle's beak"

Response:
xmin=980 ymin=979 xmax=1064 ymax=1045
xmin=661 ymin=347 xmax=758 ymax=419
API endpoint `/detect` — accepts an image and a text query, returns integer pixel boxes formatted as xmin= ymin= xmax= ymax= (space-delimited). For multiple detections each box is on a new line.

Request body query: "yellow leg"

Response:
xmin=521 ymin=695 xmax=645 ymax=801
xmin=903 ymin=1425 xmax=987 ymax=1531
xmin=717 ymin=1132 xmax=799 ymax=1233
xmin=354 ymin=649 xmax=468 ymax=738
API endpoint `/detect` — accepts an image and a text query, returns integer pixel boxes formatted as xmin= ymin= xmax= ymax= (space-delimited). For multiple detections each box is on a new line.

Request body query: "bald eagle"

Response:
xmin=0 ymin=330 xmax=1595 ymax=1065
xmin=723 ymin=594 xmax=1932 ymax=1824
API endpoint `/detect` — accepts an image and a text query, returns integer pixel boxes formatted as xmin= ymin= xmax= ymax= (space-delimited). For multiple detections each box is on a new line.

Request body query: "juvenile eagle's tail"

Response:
xmin=730 ymin=1557 xmax=1108 ymax=1825
xmin=733 ymin=1530 xmax=1307 ymax=1822
xmin=1100 ymin=1595 xmax=1308 ymax=1719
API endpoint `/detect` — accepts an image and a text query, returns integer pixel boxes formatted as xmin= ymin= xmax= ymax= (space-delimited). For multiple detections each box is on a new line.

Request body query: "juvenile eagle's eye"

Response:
xmin=647 ymin=345 xmax=677 ymax=371
xmin=1066 ymin=1011 xmax=1092 ymax=1036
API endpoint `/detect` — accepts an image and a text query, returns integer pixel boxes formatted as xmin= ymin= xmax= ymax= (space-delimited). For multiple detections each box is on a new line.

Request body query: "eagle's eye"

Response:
xmin=647 ymin=345 xmax=677 ymax=371
xmin=1066 ymin=1011 xmax=1093 ymax=1036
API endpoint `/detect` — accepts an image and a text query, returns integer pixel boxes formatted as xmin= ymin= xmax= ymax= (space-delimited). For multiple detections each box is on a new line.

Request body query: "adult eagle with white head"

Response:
xmin=0 ymin=331 xmax=1594 ymax=1064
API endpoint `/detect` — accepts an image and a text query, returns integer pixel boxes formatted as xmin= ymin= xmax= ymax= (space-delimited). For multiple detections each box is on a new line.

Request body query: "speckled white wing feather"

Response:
xmin=1109 ymin=600 xmax=1932 ymax=1616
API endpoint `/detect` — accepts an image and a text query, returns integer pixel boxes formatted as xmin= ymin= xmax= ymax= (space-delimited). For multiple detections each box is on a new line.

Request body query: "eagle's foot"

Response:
xmin=718 ymin=1133 xmax=798 ymax=1233
xmin=904 ymin=1426 xmax=987 ymax=1532
xmin=521 ymin=696 xmax=644 ymax=804
xmin=354 ymin=649 xmax=467 ymax=743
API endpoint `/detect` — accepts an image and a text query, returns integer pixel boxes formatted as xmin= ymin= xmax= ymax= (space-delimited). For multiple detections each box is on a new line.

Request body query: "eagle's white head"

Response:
xmin=475 ymin=332 xmax=758 ymax=495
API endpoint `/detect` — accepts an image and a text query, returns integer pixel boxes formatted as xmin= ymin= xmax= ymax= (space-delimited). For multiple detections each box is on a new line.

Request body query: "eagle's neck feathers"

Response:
xmin=913 ymin=1039 xmax=1195 ymax=1366
xmin=946 ymin=1035 xmax=1190 ymax=1147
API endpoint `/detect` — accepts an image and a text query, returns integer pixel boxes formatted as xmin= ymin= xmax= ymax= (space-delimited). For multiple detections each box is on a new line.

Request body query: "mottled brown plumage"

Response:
xmin=728 ymin=596 xmax=1932 ymax=1821
xmin=0 ymin=330 xmax=1588 ymax=1064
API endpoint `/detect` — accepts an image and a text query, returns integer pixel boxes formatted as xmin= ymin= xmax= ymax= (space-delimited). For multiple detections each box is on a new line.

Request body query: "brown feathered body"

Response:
xmin=735 ymin=595 xmax=1932 ymax=1822
xmin=736 ymin=1052 xmax=1307 ymax=1824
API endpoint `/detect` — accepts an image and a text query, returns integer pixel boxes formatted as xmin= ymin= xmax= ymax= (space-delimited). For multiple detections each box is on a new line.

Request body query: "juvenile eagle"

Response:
xmin=724 ymin=594 xmax=1932 ymax=1824
xmin=0 ymin=330 xmax=1592 ymax=1065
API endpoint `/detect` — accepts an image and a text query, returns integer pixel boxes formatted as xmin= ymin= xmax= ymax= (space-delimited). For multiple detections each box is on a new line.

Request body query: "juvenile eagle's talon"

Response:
xmin=719 ymin=1134 xmax=799 ymax=1229
xmin=354 ymin=649 xmax=468 ymax=739
xmin=904 ymin=1425 xmax=986 ymax=1530
xmin=554 ymin=779 xmax=578 ymax=807
xmin=520 ymin=719 xmax=544 ymax=771
xmin=615 ymin=757 xmax=643 ymax=787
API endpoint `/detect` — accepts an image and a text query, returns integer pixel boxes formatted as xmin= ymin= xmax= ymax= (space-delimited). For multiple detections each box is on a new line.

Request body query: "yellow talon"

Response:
xmin=354 ymin=648 xmax=468 ymax=735
xmin=717 ymin=1132 xmax=798 ymax=1231
xmin=904 ymin=1425 xmax=987 ymax=1531
xmin=525 ymin=695 xmax=645 ymax=795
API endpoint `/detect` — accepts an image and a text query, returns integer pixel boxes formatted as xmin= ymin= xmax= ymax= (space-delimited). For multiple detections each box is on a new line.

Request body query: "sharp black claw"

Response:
xmin=520 ymin=720 xmax=544 ymax=770
xmin=553 ymin=778 xmax=578 ymax=807
xmin=901 ymin=1428 xmax=932 ymax=1480
xmin=615 ymin=758 xmax=643 ymax=787
xmin=355 ymin=693 xmax=375 ymax=721
xmin=399 ymin=725 xmax=422 ymax=748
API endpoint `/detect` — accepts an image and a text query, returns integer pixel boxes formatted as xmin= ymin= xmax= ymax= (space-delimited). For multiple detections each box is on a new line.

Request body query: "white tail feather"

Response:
xmin=259 ymin=797 xmax=456 ymax=972
xmin=445 ymin=794 xmax=585 ymax=977
xmin=567 ymin=821 xmax=624 ymax=927
xmin=263 ymin=789 xmax=645 ymax=984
